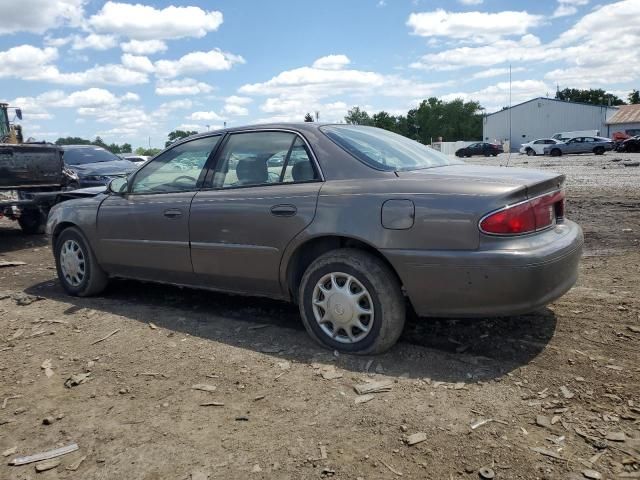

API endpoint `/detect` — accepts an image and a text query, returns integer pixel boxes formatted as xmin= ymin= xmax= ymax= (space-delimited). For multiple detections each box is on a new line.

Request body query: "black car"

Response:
xmin=455 ymin=142 xmax=504 ymax=157
xmin=62 ymin=145 xmax=138 ymax=188
xmin=617 ymin=136 xmax=640 ymax=153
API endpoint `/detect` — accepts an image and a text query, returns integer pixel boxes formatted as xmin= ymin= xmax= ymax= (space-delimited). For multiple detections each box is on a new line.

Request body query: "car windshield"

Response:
xmin=320 ymin=125 xmax=462 ymax=171
xmin=63 ymin=147 xmax=121 ymax=165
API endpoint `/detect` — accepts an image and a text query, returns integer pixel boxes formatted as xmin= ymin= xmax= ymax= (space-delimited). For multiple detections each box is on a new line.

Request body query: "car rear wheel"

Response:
xmin=593 ymin=146 xmax=605 ymax=155
xmin=18 ymin=209 xmax=47 ymax=235
xmin=298 ymin=249 xmax=405 ymax=354
xmin=55 ymin=227 xmax=108 ymax=297
xmin=550 ymin=148 xmax=562 ymax=157
xmin=526 ymin=148 xmax=535 ymax=156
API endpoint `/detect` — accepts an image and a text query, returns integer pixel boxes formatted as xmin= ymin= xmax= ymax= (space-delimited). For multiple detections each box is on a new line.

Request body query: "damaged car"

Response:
xmin=47 ymin=123 xmax=583 ymax=354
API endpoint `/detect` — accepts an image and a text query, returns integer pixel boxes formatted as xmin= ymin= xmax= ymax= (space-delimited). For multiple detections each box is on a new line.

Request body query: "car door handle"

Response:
xmin=270 ymin=204 xmax=297 ymax=217
xmin=163 ymin=208 xmax=183 ymax=218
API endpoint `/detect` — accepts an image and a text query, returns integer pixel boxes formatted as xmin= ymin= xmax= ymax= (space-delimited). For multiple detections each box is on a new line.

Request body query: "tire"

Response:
xmin=298 ymin=249 xmax=405 ymax=354
xmin=54 ymin=227 xmax=108 ymax=297
xmin=526 ymin=148 xmax=535 ymax=156
xmin=492 ymin=153 xmax=498 ymax=157
xmin=18 ymin=209 xmax=47 ymax=235
xmin=484 ymin=152 xmax=490 ymax=157
xmin=593 ymin=146 xmax=605 ymax=155
xmin=550 ymin=148 xmax=562 ymax=157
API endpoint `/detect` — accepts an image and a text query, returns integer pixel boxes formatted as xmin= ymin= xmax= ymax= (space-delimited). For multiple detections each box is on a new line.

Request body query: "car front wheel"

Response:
xmin=526 ymin=148 xmax=535 ymax=156
xmin=55 ymin=227 xmax=108 ymax=297
xmin=298 ymin=249 xmax=405 ymax=354
xmin=550 ymin=148 xmax=562 ymax=157
xmin=593 ymin=146 xmax=605 ymax=155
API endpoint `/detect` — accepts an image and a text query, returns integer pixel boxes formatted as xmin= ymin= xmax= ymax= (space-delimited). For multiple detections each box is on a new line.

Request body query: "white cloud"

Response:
xmin=458 ymin=0 xmax=483 ymax=4
xmin=0 ymin=0 xmax=84 ymax=35
xmin=121 ymin=39 xmax=167 ymax=55
xmin=44 ymin=35 xmax=73 ymax=47
xmin=441 ymin=80 xmax=551 ymax=112
xmin=312 ymin=55 xmax=351 ymax=70
xmin=0 ymin=44 xmax=149 ymax=86
xmin=121 ymin=54 xmax=155 ymax=73
xmin=225 ymin=95 xmax=252 ymax=106
xmin=407 ymin=9 xmax=542 ymax=41
xmin=154 ymin=49 xmax=245 ymax=78
xmin=176 ymin=124 xmax=205 ymax=132
xmin=222 ymin=104 xmax=249 ymax=116
xmin=553 ymin=0 xmax=589 ymax=18
xmin=72 ymin=34 xmax=118 ymax=51
xmin=187 ymin=111 xmax=224 ymax=121
xmin=89 ymin=1 xmax=223 ymax=40
xmin=155 ymin=78 xmax=214 ymax=96
xmin=471 ymin=67 xmax=526 ymax=79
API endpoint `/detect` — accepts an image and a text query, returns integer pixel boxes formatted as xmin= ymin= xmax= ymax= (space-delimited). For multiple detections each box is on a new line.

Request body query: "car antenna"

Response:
xmin=505 ymin=64 xmax=513 ymax=168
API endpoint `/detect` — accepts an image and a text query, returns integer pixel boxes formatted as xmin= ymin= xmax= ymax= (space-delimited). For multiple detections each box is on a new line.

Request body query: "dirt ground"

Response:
xmin=1 ymin=153 xmax=639 ymax=480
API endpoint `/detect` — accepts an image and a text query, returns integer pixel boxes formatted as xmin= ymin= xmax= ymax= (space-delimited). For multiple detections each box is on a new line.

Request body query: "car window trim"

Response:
xmin=200 ymin=128 xmax=324 ymax=191
xmin=278 ymin=137 xmax=297 ymax=183
xmin=126 ymin=134 xmax=223 ymax=196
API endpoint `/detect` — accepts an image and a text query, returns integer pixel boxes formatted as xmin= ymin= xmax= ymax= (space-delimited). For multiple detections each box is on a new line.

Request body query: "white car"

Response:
xmin=520 ymin=139 xmax=563 ymax=156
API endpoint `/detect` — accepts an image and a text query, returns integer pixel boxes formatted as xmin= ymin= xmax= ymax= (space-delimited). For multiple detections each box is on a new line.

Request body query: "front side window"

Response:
xmin=212 ymin=131 xmax=318 ymax=189
xmin=321 ymin=125 xmax=462 ymax=171
xmin=130 ymin=135 xmax=220 ymax=194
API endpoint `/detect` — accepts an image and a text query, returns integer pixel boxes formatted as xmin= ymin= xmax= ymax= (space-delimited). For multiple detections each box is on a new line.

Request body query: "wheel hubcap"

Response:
xmin=60 ymin=239 xmax=86 ymax=287
xmin=312 ymin=272 xmax=374 ymax=344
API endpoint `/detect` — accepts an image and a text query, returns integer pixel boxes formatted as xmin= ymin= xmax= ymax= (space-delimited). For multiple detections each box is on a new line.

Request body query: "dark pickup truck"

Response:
xmin=0 ymin=143 xmax=77 ymax=233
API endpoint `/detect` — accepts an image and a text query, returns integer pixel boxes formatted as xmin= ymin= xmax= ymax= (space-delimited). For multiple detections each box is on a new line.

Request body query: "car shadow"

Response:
xmin=25 ymin=278 xmax=557 ymax=383
xmin=0 ymin=224 xmax=48 ymax=254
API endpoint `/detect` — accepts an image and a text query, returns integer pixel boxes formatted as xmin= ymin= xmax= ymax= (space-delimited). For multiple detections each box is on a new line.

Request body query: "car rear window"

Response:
xmin=320 ymin=125 xmax=462 ymax=171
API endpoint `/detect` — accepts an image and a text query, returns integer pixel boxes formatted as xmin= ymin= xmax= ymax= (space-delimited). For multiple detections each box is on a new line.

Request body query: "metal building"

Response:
xmin=605 ymin=104 xmax=640 ymax=137
xmin=483 ymin=97 xmax=618 ymax=151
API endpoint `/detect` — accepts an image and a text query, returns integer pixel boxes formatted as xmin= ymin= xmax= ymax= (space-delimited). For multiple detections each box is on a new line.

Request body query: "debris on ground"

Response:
xmin=319 ymin=365 xmax=343 ymax=380
xmin=380 ymin=459 xmax=402 ymax=476
xmin=12 ymin=292 xmax=43 ymax=306
xmin=405 ymin=432 xmax=427 ymax=446
xmin=64 ymin=373 xmax=91 ymax=388
xmin=41 ymin=358 xmax=54 ymax=377
xmin=581 ymin=469 xmax=602 ymax=479
xmin=8 ymin=442 xmax=79 ymax=466
xmin=353 ymin=380 xmax=393 ymax=395
xmin=479 ymin=466 xmax=495 ymax=479
xmin=200 ymin=401 xmax=224 ymax=407
xmin=90 ymin=328 xmax=120 ymax=345
xmin=191 ymin=384 xmax=217 ymax=393
xmin=0 ymin=261 xmax=27 ymax=268
xmin=560 ymin=385 xmax=575 ymax=399
xmin=354 ymin=394 xmax=375 ymax=404
xmin=66 ymin=455 xmax=87 ymax=471
xmin=605 ymin=431 xmax=626 ymax=442
xmin=2 ymin=395 xmax=22 ymax=409
xmin=531 ymin=447 xmax=564 ymax=460
xmin=2 ymin=446 xmax=17 ymax=457
xmin=35 ymin=458 xmax=61 ymax=472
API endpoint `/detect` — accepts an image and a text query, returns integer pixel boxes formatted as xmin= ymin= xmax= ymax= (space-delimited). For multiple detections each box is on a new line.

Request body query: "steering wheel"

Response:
xmin=173 ymin=175 xmax=197 ymax=185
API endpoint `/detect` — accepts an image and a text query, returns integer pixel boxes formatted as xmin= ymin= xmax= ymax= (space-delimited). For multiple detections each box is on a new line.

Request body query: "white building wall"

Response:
xmin=483 ymin=98 xmax=617 ymax=151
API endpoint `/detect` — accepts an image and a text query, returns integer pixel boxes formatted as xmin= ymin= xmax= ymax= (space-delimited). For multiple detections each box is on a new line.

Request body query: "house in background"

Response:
xmin=606 ymin=104 xmax=640 ymax=138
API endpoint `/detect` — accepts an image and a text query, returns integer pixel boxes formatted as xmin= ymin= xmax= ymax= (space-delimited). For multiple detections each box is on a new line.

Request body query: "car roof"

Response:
xmin=60 ymin=144 xmax=109 ymax=150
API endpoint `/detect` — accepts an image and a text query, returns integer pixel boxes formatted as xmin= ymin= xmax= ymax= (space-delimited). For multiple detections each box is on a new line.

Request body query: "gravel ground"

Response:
xmin=1 ymin=152 xmax=639 ymax=480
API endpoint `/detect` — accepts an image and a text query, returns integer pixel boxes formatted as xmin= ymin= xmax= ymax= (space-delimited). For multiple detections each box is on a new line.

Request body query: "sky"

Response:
xmin=0 ymin=0 xmax=638 ymax=148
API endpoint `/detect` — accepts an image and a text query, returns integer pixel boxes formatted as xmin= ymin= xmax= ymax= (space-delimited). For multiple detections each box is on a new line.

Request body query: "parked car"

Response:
xmin=61 ymin=145 xmax=138 ymax=188
xmin=124 ymin=155 xmax=150 ymax=164
xmin=455 ymin=142 xmax=503 ymax=157
xmin=616 ymin=135 xmax=640 ymax=153
xmin=519 ymin=138 xmax=563 ymax=156
xmin=543 ymin=136 xmax=613 ymax=156
xmin=551 ymin=130 xmax=600 ymax=141
xmin=47 ymin=124 xmax=583 ymax=354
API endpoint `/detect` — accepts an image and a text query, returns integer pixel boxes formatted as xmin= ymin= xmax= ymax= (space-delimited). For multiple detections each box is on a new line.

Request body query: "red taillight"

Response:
xmin=480 ymin=190 xmax=565 ymax=236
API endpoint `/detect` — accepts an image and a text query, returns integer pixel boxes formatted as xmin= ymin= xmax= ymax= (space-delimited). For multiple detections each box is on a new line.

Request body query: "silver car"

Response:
xmin=47 ymin=124 xmax=583 ymax=354
xmin=543 ymin=136 xmax=613 ymax=156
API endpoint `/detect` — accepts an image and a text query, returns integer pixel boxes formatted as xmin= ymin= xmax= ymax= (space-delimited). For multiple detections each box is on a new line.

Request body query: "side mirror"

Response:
xmin=15 ymin=108 xmax=22 ymax=120
xmin=108 ymin=177 xmax=128 ymax=195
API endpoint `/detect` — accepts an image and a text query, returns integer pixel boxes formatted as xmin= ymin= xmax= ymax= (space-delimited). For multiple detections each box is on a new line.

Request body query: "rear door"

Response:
xmin=189 ymin=130 xmax=322 ymax=296
xmin=96 ymin=135 xmax=221 ymax=282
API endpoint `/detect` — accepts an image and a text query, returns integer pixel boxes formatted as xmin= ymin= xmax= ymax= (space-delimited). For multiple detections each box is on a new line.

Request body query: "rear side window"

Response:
xmin=321 ymin=125 xmax=460 ymax=171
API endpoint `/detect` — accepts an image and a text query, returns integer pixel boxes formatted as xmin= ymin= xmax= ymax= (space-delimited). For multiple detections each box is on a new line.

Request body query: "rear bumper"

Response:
xmin=382 ymin=220 xmax=583 ymax=317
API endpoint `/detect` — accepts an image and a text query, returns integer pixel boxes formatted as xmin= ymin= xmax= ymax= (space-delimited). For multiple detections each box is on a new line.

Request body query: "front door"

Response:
xmin=189 ymin=130 xmax=322 ymax=296
xmin=96 ymin=135 xmax=221 ymax=282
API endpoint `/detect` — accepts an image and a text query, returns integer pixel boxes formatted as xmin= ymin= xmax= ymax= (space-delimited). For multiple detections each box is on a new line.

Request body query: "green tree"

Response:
xmin=135 ymin=147 xmax=162 ymax=157
xmin=304 ymin=113 xmax=314 ymax=122
xmin=555 ymin=88 xmax=625 ymax=106
xmin=165 ymin=129 xmax=197 ymax=148
xmin=344 ymin=106 xmax=373 ymax=126
xmin=55 ymin=137 xmax=92 ymax=145
xmin=372 ymin=111 xmax=398 ymax=132
xmin=628 ymin=89 xmax=640 ymax=104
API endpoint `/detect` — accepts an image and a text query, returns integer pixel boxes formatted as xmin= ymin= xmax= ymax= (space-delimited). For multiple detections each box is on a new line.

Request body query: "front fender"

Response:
xmin=46 ymin=195 xmax=106 ymax=248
